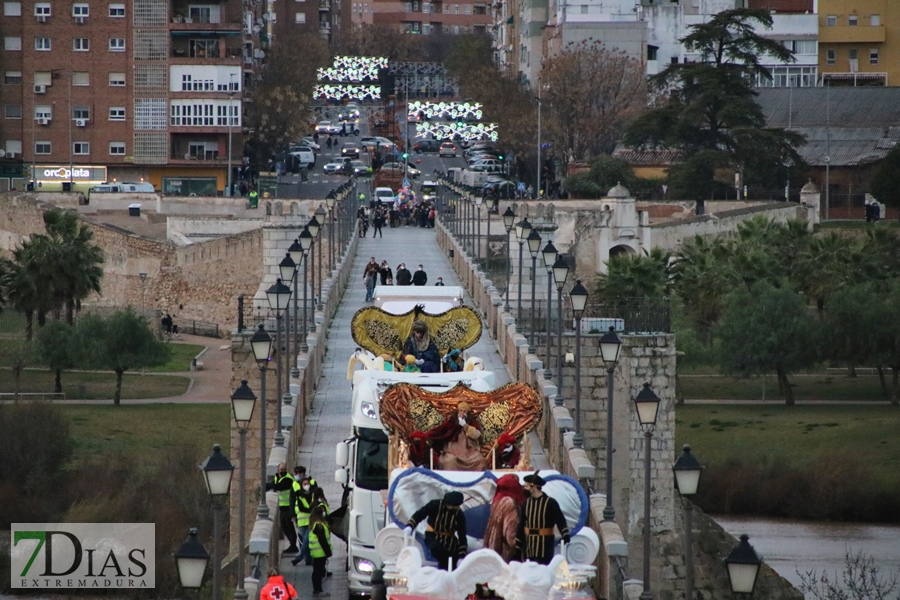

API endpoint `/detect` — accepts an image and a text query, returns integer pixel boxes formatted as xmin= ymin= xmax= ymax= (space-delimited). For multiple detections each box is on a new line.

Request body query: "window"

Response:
xmin=108 ymin=2 xmax=124 ymax=15
xmin=464 ymin=3 xmax=470 ymax=13
xmin=109 ymin=141 xmax=125 ymax=155
xmin=73 ymin=142 xmax=89 ymax=154
xmin=580 ymin=4 xmax=587 ymax=13
xmin=72 ymin=72 xmax=89 ymax=86
xmin=454 ymin=4 xmax=458 ymax=13
xmin=72 ymin=106 xmax=89 ymax=119
xmin=295 ymin=12 xmax=305 ymax=22
xmin=848 ymin=14 xmax=858 ymax=26
xmin=109 ymin=72 xmax=126 ymax=86
xmin=443 ymin=2 xmax=448 ymax=12
xmin=189 ymin=5 xmax=220 ymax=23
xmin=871 ymin=14 xmax=880 ymax=26
xmin=189 ymin=39 xmax=218 ymax=57
xmin=73 ymin=37 xmax=89 ymax=50
xmin=848 ymin=48 xmax=858 ymax=60
xmin=5 ymin=104 xmax=22 ymax=118
xmin=109 ymin=37 xmax=125 ymax=51
xmin=73 ymin=4 xmax=88 ymax=16
xmin=404 ymin=2 xmax=411 ymax=10
xmin=109 ymin=106 xmax=126 ymax=120
xmin=647 ymin=45 xmax=658 ymax=61
xmin=34 ymin=3 xmax=50 ymax=16
xmin=5 ymin=37 xmax=22 ymax=50
xmin=35 ymin=141 xmax=51 ymax=154
xmin=5 ymin=71 xmax=23 ymax=84
xmin=34 ymin=105 xmax=51 ymax=119
xmin=870 ymin=48 xmax=879 ymax=65
xmin=413 ymin=0 xmax=419 ymax=10
xmin=180 ymin=73 xmax=215 ymax=91
xmin=795 ymin=40 xmax=816 ymax=55
xmin=35 ymin=37 xmax=51 ymax=50
xmin=4 ymin=2 xmax=22 ymax=16
xmin=34 ymin=72 xmax=51 ymax=86
xmin=826 ymin=49 xmax=835 ymax=65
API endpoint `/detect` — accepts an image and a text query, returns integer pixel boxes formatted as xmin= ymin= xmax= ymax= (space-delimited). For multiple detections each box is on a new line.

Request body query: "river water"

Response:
xmin=714 ymin=516 xmax=900 ymax=594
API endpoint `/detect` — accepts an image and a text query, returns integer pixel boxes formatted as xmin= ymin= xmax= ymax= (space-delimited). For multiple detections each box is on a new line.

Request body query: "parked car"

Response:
xmin=341 ymin=142 xmax=360 ymax=158
xmin=360 ymin=136 xmax=396 ymax=150
xmin=323 ymin=161 xmax=351 ymax=174
xmin=316 ymin=121 xmax=341 ymax=134
xmin=380 ymin=162 xmax=421 ymax=178
xmin=439 ymin=142 xmax=458 ymax=157
xmin=350 ymin=160 xmax=371 ymax=176
xmin=413 ymin=139 xmax=440 ymax=154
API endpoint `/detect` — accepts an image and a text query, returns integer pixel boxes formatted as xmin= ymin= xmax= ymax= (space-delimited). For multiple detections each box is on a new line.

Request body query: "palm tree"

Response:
xmin=671 ymin=236 xmax=731 ymax=344
xmin=42 ymin=209 xmax=104 ymax=323
xmin=596 ymin=247 xmax=672 ymax=299
xmin=2 ymin=239 xmax=59 ymax=339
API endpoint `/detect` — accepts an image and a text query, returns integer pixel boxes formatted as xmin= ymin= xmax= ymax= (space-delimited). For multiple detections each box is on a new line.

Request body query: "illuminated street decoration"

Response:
xmin=407 ymin=101 xmax=483 ymax=121
xmin=317 ymin=56 xmax=388 ymax=82
xmin=415 ymin=121 xmax=499 ymax=142
xmin=315 ymin=84 xmax=381 ymax=101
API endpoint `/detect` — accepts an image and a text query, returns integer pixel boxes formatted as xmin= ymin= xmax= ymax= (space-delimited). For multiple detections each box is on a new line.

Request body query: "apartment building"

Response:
xmin=0 ymin=0 xmax=254 ymax=194
xmin=818 ymin=0 xmax=896 ymax=85
xmin=271 ymin=0 xmax=341 ymax=42
xmin=356 ymin=0 xmax=491 ymax=36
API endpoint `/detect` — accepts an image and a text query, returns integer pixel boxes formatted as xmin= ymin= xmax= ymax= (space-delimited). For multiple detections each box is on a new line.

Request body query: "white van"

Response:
xmin=374 ymin=187 xmax=394 ymax=204
xmin=289 ymin=148 xmax=316 ymax=170
xmin=89 ymin=182 xmax=155 ymax=193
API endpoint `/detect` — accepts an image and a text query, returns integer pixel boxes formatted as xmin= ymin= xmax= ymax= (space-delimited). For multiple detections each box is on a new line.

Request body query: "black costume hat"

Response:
xmin=443 ymin=491 xmax=464 ymax=506
xmin=523 ymin=471 xmax=546 ymax=487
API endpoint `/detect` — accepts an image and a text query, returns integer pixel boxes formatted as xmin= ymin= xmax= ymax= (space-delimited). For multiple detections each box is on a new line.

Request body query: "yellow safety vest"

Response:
xmin=309 ymin=523 xmax=331 ymax=558
xmin=275 ymin=474 xmax=293 ymax=507
xmin=295 ymin=495 xmax=312 ymax=527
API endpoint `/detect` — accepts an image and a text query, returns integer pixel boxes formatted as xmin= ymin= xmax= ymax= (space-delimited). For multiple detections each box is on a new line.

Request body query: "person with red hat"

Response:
xmin=483 ymin=474 xmax=526 ymax=561
xmin=495 ymin=432 xmax=520 ymax=469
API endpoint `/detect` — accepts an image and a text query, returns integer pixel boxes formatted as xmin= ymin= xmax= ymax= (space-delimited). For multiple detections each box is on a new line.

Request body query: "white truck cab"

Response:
xmin=336 ymin=368 xmax=495 ymax=597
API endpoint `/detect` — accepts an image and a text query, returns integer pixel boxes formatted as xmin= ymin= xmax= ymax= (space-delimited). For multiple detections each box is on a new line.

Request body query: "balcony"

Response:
xmin=319 ymin=0 xmax=330 ymax=10
xmin=819 ymin=25 xmax=885 ymax=44
xmin=171 ymin=39 xmax=242 ymax=64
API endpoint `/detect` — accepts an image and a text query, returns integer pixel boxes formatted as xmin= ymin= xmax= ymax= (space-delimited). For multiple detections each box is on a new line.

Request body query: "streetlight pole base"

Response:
xmin=234 ymin=589 xmax=249 ymax=600
xmin=291 ymin=366 xmax=300 ymax=378
xmin=572 ymin=433 xmax=584 ymax=449
xmin=554 ymin=395 xmax=564 ymax=407
xmin=543 ymin=368 xmax=552 ymax=380
xmin=602 ymin=506 xmax=616 ymax=522
xmin=274 ymin=430 xmax=284 ymax=447
xmin=282 ymin=392 xmax=293 ymax=406
xmin=256 ymin=502 xmax=269 ymax=520
xmin=639 ymin=592 xmax=653 ymax=600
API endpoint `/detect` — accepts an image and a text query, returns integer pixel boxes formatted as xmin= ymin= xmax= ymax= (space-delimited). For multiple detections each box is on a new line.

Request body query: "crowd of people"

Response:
xmin=356 ymin=201 xmax=435 ymax=234
xmin=362 ymin=257 xmax=438 ymax=303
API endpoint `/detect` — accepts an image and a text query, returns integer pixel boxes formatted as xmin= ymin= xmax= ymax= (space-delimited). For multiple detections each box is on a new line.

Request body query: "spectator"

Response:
xmin=434 ymin=277 xmax=445 ymax=286
xmin=412 ymin=265 xmax=428 ymax=286
xmin=379 ymin=261 xmax=393 ymax=286
xmin=308 ymin=506 xmax=333 ymax=597
xmin=396 ymin=264 xmax=412 ymax=286
xmin=161 ymin=313 xmax=172 ymax=334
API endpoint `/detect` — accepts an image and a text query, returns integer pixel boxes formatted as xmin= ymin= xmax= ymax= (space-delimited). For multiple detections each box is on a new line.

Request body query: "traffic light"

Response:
xmin=402 ymin=152 xmax=409 ymax=159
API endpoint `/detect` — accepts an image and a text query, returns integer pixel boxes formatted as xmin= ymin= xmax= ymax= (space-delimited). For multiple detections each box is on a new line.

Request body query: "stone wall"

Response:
xmin=434 ymin=216 xmax=803 ymax=600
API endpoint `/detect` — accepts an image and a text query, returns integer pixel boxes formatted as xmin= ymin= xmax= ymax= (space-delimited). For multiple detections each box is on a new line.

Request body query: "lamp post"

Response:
xmin=634 ymin=383 xmax=662 ymax=600
xmin=297 ymin=228 xmax=313 ymax=351
xmin=306 ymin=215 xmax=320 ymax=333
xmin=552 ymin=257 xmax=569 ymax=395
xmin=266 ymin=278 xmax=292 ymax=447
xmin=174 ymin=527 xmax=209 ymax=592
xmin=230 ymin=380 xmax=256 ymax=600
xmin=288 ymin=238 xmax=303 ymax=374
xmin=502 ymin=207 xmax=516 ymax=312
xmin=674 ymin=445 xmax=703 ymax=600
xmin=485 ymin=193 xmax=496 ymax=273
xmin=725 ymin=535 xmax=763 ymax=596
xmin=326 ymin=193 xmax=336 ymax=275
xmin=569 ymin=279 xmax=588 ymax=448
xmin=526 ymin=228 xmax=541 ymax=350
xmin=514 ymin=217 xmax=533 ymax=325
xmin=139 ymin=272 xmax=148 ymax=315
xmin=226 ymin=73 xmax=236 ymax=197
xmin=475 ymin=192 xmax=484 ymax=264
xmin=278 ymin=254 xmax=296 ymax=415
xmin=200 ymin=444 xmax=234 ymax=600
xmin=249 ymin=323 xmax=272 ymax=519
xmin=541 ymin=241 xmax=557 ymax=380
xmin=536 ymin=87 xmax=542 ymax=200
xmin=599 ymin=326 xmax=622 ymax=521
xmin=315 ymin=205 xmax=327 ymax=309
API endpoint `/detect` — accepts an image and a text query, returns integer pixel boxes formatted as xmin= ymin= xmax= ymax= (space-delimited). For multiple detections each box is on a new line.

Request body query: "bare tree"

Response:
xmin=798 ymin=551 xmax=900 ymax=600
xmin=540 ymin=40 xmax=647 ymax=165
xmin=334 ymin=24 xmax=418 ymax=62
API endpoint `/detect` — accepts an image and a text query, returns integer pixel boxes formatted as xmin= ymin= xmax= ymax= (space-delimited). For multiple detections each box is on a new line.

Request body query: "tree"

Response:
xmin=624 ymin=9 xmax=805 ymax=197
xmin=334 ymin=24 xmax=418 ymax=62
xmin=823 ymin=285 xmax=883 ymax=391
xmin=4 ymin=339 xmax=36 ymax=401
xmin=670 ymin=235 xmax=732 ymax=344
xmin=718 ymin=282 xmax=820 ymax=405
xmin=595 ymin=248 xmax=672 ymax=300
xmin=42 ymin=209 xmax=104 ymax=324
xmin=540 ymin=40 xmax=647 ymax=165
xmin=798 ymin=550 xmax=899 ymax=600
xmin=73 ymin=309 xmax=170 ymax=405
xmin=869 ymin=144 xmax=900 ymax=219
xmin=36 ymin=319 xmax=75 ymax=394
xmin=872 ymin=281 xmax=900 ymax=405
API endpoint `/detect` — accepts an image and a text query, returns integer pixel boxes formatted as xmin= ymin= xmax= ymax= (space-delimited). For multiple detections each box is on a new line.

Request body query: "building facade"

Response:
xmin=356 ymin=0 xmax=491 ymax=36
xmin=817 ymin=0 xmax=897 ymax=86
xmin=0 ymin=0 xmax=256 ymax=194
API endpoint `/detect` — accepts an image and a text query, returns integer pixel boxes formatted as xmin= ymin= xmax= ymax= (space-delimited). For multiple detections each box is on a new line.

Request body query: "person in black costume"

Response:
xmin=515 ymin=472 xmax=570 ymax=565
xmin=405 ymin=491 xmax=467 ymax=571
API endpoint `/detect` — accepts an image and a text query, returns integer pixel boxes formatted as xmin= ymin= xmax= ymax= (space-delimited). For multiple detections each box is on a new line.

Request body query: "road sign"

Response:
xmin=402 ymin=178 xmax=411 ymax=188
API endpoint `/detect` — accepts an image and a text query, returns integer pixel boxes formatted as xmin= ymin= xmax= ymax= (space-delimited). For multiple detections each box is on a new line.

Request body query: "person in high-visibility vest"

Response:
xmin=308 ymin=505 xmax=333 ymax=597
xmin=249 ymin=188 xmax=259 ymax=208
xmin=290 ymin=477 xmax=314 ymax=566
xmin=267 ymin=463 xmax=299 ymax=553
xmin=259 ymin=567 xmax=298 ymax=600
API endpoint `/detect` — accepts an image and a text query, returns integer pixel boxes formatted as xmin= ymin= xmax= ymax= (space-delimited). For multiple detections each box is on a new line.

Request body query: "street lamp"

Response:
xmin=315 ymin=205 xmax=327 ymax=309
xmin=674 ymin=445 xmax=703 ymax=600
xmin=485 ymin=193 xmax=497 ymax=274
xmin=475 ymin=192 xmax=484 ymax=264
xmin=174 ymin=528 xmax=209 ymax=591
xmin=633 ymin=383 xmax=661 ymax=600
xmin=599 ymin=326 xmax=622 ymax=522
xmin=552 ymin=256 xmax=569 ymax=397
xmin=502 ymin=207 xmax=516 ymax=312
xmin=200 ymin=444 xmax=234 ymax=600
xmin=249 ymin=323 xmax=272 ymax=519
xmin=266 ymin=278 xmax=291 ymax=447
xmin=569 ymin=279 xmax=588 ymax=448
xmin=230 ymin=380 xmax=256 ymax=600
xmin=326 ymin=192 xmax=336 ymax=274
xmin=278 ymin=253 xmax=296 ymax=416
xmin=139 ymin=272 xmax=148 ymax=315
xmin=541 ymin=240 xmax=557 ymax=380
xmin=297 ymin=228 xmax=313 ymax=351
xmin=515 ymin=217 xmax=533 ymax=325
xmin=526 ymin=228 xmax=541 ymax=350
xmin=226 ymin=73 xmax=237 ymax=197
xmin=725 ymin=535 xmax=763 ymax=596
xmin=288 ymin=237 xmax=303 ymax=375
xmin=306 ymin=215 xmax=321 ymax=333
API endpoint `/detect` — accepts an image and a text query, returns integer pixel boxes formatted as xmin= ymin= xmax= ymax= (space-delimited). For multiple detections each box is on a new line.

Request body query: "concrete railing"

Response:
xmin=435 ymin=218 xmax=626 ymax=600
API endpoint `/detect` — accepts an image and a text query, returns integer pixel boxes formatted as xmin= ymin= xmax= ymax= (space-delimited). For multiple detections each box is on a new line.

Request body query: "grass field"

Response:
xmin=60 ymin=403 xmax=230 ymax=465
xmin=675 ymin=404 xmax=900 ymax=488
xmin=0 ymin=370 xmax=190 ymax=399
xmin=678 ymin=373 xmax=890 ymax=401
xmin=148 ymin=343 xmax=206 ymax=372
